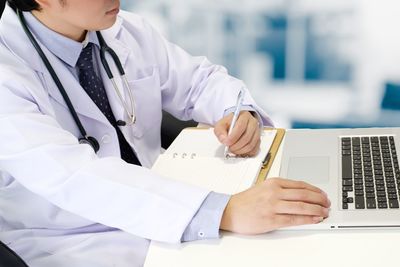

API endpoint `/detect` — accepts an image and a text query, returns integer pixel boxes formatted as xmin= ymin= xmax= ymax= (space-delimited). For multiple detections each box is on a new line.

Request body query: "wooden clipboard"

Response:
xmin=255 ymin=128 xmax=286 ymax=184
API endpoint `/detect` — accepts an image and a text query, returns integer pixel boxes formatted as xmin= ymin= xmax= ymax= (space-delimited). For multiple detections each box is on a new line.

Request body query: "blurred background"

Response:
xmin=121 ymin=0 xmax=400 ymax=129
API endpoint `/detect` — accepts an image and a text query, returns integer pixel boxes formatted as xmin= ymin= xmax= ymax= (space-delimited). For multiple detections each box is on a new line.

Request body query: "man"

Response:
xmin=0 ymin=0 xmax=330 ymax=266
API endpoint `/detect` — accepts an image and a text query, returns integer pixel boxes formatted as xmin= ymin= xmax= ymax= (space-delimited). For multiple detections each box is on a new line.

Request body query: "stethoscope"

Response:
xmin=17 ymin=9 xmax=136 ymax=153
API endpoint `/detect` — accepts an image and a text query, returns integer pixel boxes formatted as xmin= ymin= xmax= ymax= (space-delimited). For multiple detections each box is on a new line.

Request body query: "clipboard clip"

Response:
xmin=261 ymin=152 xmax=271 ymax=169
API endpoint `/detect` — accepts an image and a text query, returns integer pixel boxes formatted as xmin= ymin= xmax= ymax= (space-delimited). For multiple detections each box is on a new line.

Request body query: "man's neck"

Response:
xmin=31 ymin=10 xmax=87 ymax=42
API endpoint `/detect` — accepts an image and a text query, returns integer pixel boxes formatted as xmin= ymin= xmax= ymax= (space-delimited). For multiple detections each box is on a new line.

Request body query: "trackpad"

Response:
xmin=287 ymin=156 xmax=330 ymax=184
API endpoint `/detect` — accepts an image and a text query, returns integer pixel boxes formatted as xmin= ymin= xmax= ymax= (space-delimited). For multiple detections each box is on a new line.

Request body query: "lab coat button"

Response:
xmin=198 ymin=231 xmax=205 ymax=238
xmin=101 ymin=134 xmax=111 ymax=144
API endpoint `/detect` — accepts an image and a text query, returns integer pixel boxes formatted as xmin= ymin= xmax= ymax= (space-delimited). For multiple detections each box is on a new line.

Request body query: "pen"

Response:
xmin=224 ymin=89 xmax=245 ymax=158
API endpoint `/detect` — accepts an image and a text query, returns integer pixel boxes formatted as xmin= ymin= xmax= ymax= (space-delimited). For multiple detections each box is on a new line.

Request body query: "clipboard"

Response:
xmin=162 ymin=126 xmax=285 ymax=188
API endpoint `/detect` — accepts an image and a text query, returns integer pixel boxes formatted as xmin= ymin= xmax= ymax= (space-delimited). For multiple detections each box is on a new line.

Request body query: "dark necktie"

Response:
xmin=77 ymin=43 xmax=141 ymax=165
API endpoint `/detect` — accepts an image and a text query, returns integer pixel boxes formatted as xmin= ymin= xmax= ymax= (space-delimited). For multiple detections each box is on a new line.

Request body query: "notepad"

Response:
xmin=152 ymin=128 xmax=277 ymax=194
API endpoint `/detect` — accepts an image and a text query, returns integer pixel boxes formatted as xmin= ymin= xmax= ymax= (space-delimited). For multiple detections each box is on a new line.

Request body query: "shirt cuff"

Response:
xmin=181 ymin=192 xmax=231 ymax=242
xmin=224 ymin=105 xmax=265 ymax=129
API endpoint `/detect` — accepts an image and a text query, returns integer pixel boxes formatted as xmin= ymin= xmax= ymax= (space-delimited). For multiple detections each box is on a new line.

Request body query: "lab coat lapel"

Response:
xmin=43 ymin=53 xmax=109 ymax=125
xmin=0 ymin=6 xmax=109 ymax=126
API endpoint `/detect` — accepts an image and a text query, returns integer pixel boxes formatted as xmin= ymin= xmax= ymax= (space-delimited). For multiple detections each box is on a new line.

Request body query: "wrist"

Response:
xmin=220 ymin=197 xmax=235 ymax=232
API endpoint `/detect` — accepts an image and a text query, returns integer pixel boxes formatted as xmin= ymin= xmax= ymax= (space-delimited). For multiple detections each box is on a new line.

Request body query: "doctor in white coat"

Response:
xmin=0 ymin=0 xmax=330 ymax=266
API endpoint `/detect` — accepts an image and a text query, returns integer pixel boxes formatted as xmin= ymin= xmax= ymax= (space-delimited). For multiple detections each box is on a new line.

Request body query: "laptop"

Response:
xmin=277 ymin=127 xmax=400 ymax=229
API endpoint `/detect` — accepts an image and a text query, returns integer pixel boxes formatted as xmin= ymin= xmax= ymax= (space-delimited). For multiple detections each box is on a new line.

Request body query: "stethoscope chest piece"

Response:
xmin=79 ymin=136 xmax=100 ymax=153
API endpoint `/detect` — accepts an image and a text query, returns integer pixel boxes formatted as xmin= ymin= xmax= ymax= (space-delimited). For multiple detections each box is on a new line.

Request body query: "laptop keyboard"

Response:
xmin=341 ymin=135 xmax=400 ymax=210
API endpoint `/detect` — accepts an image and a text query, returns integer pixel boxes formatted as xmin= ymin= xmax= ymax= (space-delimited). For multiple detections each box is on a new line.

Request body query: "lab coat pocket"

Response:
xmin=126 ymin=67 xmax=162 ymax=139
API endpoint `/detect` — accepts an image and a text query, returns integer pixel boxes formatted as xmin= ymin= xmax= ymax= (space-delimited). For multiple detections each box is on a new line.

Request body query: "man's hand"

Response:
xmin=220 ymin=178 xmax=331 ymax=234
xmin=214 ymin=111 xmax=261 ymax=156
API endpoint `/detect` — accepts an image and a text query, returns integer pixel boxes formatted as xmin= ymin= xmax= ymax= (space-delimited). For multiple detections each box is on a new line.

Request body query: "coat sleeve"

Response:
xmin=0 ymin=64 xmax=210 ymax=243
xmin=135 ymin=15 xmax=273 ymax=126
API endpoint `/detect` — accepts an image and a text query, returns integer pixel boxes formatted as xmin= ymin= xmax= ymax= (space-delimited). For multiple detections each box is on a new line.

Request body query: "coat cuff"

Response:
xmin=224 ymin=105 xmax=274 ymax=129
xmin=181 ymin=192 xmax=231 ymax=242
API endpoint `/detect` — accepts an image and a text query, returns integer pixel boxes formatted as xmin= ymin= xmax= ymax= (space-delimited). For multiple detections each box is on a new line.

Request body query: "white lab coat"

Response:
xmin=0 ymin=6 xmax=270 ymax=267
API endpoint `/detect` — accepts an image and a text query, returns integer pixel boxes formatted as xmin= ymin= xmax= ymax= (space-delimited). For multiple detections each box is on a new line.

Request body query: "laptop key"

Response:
xmin=377 ymin=196 xmax=387 ymax=203
xmin=342 ymin=145 xmax=351 ymax=150
xmin=378 ymin=202 xmax=388 ymax=209
xmin=342 ymin=179 xmax=353 ymax=186
xmin=386 ymin=178 xmax=395 ymax=183
xmin=342 ymin=155 xmax=352 ymax=179
xmin=376 ymin=185 xmax=386 ymax=191
xmin=380 ymin=136 xmax=389 ymax=143
xmin=374 ymin=165 xmax=382 ymax=170
xmin=388 ymin=188 xmax=397 ymax=194
xmin=365 ymin=177 xmax=374 ymax=183
xmin=354 ymin=179 xmax=363 ymax=185
xmin=389 ymin=199 xmax=399 ymax=209
xmin=352 ymin=137 xmax=360 ymax=144
xmin=355 ymin=190 xmax=364 ymax=196
xmin=366 ymin=198 xmax=376 ymax=209
xmin=355 ymin=196 xmax=365 ymax=209
xmin=363 ymin=162 xmax=371 ymax=167
xmin=362 ymin=137 xmax=370 ymax=144
xmin=342 ymin=150 xmax=351 ymax=156
xmin=343 ymin=186 xmax=353 ymax=192
xmin=366 ymin=192 xmax=375 ymax=199
xmin=387 ymin=183 xmax=396 ymax=188
xmin=365 ymin=182 xmax=374 ymax=187
xmin=377 ymin=191 xmax=386 ymax=197
xmin=365 ymin=187 xmax=375 ymax=193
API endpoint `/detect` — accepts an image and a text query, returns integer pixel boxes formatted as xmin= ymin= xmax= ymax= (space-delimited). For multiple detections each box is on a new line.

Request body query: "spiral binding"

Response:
xmin=172 ymin=153 xmax=197 ymax=159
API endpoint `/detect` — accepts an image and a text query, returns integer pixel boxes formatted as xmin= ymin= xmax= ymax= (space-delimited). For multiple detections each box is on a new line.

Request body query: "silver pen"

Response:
xmin=224 ymin=89 xmax=245 ymax=158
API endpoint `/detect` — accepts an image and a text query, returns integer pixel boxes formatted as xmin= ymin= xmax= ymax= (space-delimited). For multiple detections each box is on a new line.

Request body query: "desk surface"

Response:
xmin=144 ymin=137 xmax=399 ymax=267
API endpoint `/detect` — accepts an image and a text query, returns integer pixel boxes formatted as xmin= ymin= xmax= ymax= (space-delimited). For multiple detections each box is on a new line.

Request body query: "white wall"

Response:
xmin=122 ymin=0 xmax=400 ymax=128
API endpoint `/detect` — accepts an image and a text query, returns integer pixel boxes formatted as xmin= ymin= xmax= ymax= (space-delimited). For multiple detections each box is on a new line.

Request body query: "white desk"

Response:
xmin=144 ymin=138 xmax=400 ymax=267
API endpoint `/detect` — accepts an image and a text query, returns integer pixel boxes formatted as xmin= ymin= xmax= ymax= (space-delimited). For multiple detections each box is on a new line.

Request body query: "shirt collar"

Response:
xmin=24 ymin=11 xmax=100 ymax=68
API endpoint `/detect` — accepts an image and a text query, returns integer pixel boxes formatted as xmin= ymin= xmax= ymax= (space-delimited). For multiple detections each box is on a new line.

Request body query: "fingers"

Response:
xmin=214 ymin=115 xmax=231 ymax=143
xmin=274 ymin=200 xmax=329 ymax=217
xmin=246 ymin=139 xmax=261 ymax=157
xmin=272 ymin=178 xmax=325 ymax=194
xmin=273 ymin=214 xmax=324 ymax=229
xmin=214 ymin=111 xmax=262 ymax=156
xmin=229 ymin=117 xmax=261 ymax=155
xmin=224 ymin=111 xmax=250 ymax=146
xmin=281 ymin=189 xmax=331 ymax=208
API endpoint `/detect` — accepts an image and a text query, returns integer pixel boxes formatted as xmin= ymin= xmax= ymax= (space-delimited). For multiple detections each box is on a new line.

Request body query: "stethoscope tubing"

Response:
xmin=96 ymin=32 xmax=136 ymax=125
xmin=17 ymin=8 xmax=89 ymax=140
